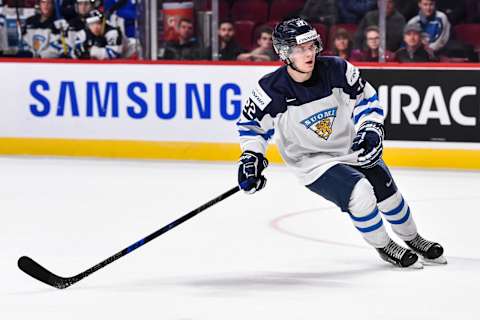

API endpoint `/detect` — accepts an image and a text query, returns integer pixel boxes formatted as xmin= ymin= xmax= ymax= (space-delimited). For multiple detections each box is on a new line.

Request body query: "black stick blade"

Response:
xmin=18 ymin=256 xmax=74 ymax=289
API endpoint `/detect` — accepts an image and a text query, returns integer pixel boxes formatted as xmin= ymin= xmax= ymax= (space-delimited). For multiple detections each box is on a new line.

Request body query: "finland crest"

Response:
xmin=300 ymin=107 xmax=337 ymax=140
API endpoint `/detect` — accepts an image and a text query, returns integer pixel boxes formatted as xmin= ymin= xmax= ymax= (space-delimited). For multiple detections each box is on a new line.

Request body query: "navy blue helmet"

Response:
xmin=272 ymin=18 xmax=323 ymax=65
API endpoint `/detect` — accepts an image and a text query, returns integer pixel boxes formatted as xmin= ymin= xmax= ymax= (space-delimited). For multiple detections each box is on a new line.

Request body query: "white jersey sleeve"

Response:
xmin=0 ymin=12 xmax=8 ymax=51
xmin=344 ymin=61 xmax=384 ymax=131
xmin=236 ymin=83 xmax=275 ymax=155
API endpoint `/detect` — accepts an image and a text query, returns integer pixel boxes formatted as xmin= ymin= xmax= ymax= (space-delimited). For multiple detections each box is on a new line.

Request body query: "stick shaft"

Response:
xmin=70 ymin=185 xmax=240 ymax=285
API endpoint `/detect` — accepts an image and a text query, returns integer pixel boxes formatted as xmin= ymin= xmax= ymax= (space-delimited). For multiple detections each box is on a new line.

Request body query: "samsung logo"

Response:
xmin=28 ymin=80 xmax=243 ymax=121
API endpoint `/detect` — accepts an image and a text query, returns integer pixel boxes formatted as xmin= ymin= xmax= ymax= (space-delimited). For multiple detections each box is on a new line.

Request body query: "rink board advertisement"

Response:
xmin=362 ymin=67 xmax=480 ymax=143
xmin=0 ymin=60 xmax=480 ymax=169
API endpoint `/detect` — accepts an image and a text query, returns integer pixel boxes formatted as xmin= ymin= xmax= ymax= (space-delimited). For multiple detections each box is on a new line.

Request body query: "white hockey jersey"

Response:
xmin=237 ymin=56 xmax=384 ymax=185
xmin=0 ymin=9 xmax=7 ymax=51
xmin=73 ymin=23 xmax=123 ymax=60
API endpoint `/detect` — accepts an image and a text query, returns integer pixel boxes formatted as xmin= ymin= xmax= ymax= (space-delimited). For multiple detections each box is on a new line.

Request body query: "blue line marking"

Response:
xmin=349 ymin=207 xmax=379 ymax=222
xmin=238 ymin=128 xmax=274 ymax=141
xmin=355 ymin=219 xmax=384 ymax=233
xmin=387 ymin=208 xmax=411 ymax=225
xmin=382 ymin=198 xmax=405 ymax=216
xmin=236 ymin=120 xmax=261 ymax=127
xmin=354 ymin=107 xmax=384 ymax=124
xmin=355 ymin=94 xmax=378 ymax=108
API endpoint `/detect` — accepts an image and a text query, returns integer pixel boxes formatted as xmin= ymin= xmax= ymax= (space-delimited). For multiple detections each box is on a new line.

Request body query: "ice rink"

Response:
xmin=1 ymin=156 xmax=479 ymax=319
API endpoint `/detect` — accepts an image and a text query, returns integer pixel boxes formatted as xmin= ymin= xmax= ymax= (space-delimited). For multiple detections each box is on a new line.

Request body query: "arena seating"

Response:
xmin=453 ymin=24 xmax=480 ymax=49
xmin=269 ymin=0 xmax=305 ymax=21
xmin=5 ymin=0 xmax=36 ymax=7
xmin=234 ymin=20 xmax=256 ymax=50
xmin=231 ymin=0 xmax=269 ymax=24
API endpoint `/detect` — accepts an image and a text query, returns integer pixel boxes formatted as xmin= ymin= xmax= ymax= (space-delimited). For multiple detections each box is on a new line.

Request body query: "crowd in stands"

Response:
xmin=0 ymin=0 xmax=136 ymax=59
xmin=1 ymin=0 xmax=479 ymax=62
xmin=161 ymin=0 xmax=480 ymax=63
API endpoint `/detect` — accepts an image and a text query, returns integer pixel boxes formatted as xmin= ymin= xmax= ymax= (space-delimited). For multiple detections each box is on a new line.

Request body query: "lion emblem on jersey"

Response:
xmin=300 ymin=107 xmax=337 ymax=140
xmin=314 ymin=118 xmax=333 ymax=139
xmin=33 ymin=34 xmax=48 ymax=52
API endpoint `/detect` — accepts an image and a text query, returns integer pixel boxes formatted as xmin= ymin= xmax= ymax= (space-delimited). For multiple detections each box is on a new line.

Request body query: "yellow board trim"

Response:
xmin=0 ymin=137 xmax=479 ymax=170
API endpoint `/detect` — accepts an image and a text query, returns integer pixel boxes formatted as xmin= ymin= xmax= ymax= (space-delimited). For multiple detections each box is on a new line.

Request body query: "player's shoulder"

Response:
xmin=316 ymin=56 xmax=348 ymax=75
xmin=435 ymin=10 xmax=449 ymax=21
xmin=257 ymin=64 xmax=289 ymax=92
xmin=257 ymin=66 xmax=289 ymax=101
xmin=318 ymin=56 xmax=360 ymax=87
xmin=247 ymin=65 xmax=289 ymax=116
xmin=25 ymin=14 xmax=40 ymax=26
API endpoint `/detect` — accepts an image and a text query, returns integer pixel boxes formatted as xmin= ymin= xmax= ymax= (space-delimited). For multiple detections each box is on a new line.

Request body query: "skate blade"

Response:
xmin=406 ymin=260 xmax=424 ymax=269
xmin=421 ymin=255 xmax=448 ymax=265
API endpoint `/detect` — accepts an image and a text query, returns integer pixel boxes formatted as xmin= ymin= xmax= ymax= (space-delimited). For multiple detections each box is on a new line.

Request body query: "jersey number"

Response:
xmin=243 ymin=98 xmax=258 ymax=120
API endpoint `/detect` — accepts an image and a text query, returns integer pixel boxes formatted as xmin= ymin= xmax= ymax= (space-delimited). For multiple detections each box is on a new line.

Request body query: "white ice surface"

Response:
xmin=1 ymin=157 xmax=479 ymax=320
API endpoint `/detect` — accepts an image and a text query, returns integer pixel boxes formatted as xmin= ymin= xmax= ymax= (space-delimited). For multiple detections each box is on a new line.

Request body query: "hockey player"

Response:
xmin=72 ymin=9 xmax=123 ymax=59
xmin=22 ymin=0 xmax=66 ymax=58
xmin=236 ymin=18 xmax=446 ymax=269
xmin=67 ymin=0 xmax=96 ymax=32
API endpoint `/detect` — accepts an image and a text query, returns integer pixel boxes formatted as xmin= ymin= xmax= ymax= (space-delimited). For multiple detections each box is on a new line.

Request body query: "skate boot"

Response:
xmin=405 ymin=234 xmax=447 ymax=265
xmin=376 ymin=239 xmax=423 ymax=269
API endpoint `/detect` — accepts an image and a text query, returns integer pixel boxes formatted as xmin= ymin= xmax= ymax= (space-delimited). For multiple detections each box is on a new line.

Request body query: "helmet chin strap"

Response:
xmin=288 ymin=62 xmax=309 ymax=74
xmin=285 ymin=57 xmax=309 ymax=74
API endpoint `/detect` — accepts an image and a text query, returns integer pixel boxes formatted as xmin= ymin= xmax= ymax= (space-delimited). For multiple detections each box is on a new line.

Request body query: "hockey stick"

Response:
xmin=14 ymin=0 xmax=24 ymax=51
xmin=18 ymin=185 xmax=240 ymax=289
xmin=54 ymin=0 xmax=68 ymax=56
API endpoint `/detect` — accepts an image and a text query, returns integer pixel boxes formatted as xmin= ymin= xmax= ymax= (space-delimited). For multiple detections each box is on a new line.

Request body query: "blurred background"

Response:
xmin=1 ymin=0 xmax=479 ymax=62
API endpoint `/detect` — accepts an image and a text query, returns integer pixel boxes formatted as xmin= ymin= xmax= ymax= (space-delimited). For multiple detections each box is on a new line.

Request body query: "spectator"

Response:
xmin=217 ymin=21 xmax=245 ymax=60
xmin=299 ymin=0 xmax=337 ymax=26
xmin=237 ymin=26 xmax=277 ymax=62
xmin=436 ymin=0 xmax=466 ymax=25
xmin=68 ymin=0 xmax=96 ymax=32
xmin=161 ymin=18 xmax=202 ymax=60
xmin=395 ymin=23 xmax=436 ymax=62
xmin=354 ymin=0 xmax=406 ymax=52
xmin=407 ymin=0 xmax=450 ymax=53
xmin=323 ymin=28 xmax=354 ymax=60
xmin=22 ymin=0 xmax=66 ymax=58
xmin=73 ymin=9 xmax=124 ymax=59
xmin=104 ymin=0 xmax=137 ymax=38
xmin=351 ymin=25 xmax=395 ymax=61
xmin=337 ymin=0 xmax=377 ymax=24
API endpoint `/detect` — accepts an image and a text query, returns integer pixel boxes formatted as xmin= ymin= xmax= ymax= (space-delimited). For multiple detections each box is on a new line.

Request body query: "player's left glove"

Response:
xmin=351 ymin=121 xmax=384 ymax=169
xmin=238 ymin=151 xmax=268 ymax=194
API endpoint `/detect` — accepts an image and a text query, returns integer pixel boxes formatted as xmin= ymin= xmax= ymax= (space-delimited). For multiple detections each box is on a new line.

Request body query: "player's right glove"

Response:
xmin=351 ymin=121 xmax=384 ymax=169
xmin=238 ymin=151 xmax=268 ymax=194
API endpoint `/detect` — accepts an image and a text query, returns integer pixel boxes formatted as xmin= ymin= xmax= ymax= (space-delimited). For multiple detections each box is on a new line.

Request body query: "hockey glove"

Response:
xmin=53 ymin=19 xmax=69 ymax=32
xmin=238 ymin=151 xmax=269 ymax=194
xmin=351 ymin=121 xmax=384 ymax=169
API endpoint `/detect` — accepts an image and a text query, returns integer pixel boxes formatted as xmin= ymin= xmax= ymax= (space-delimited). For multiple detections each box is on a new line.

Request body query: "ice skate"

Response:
xmin=376 ymin=240 xmax=423 ymax=269
xmin=405 ymin=234 xmax=447 ymax=265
